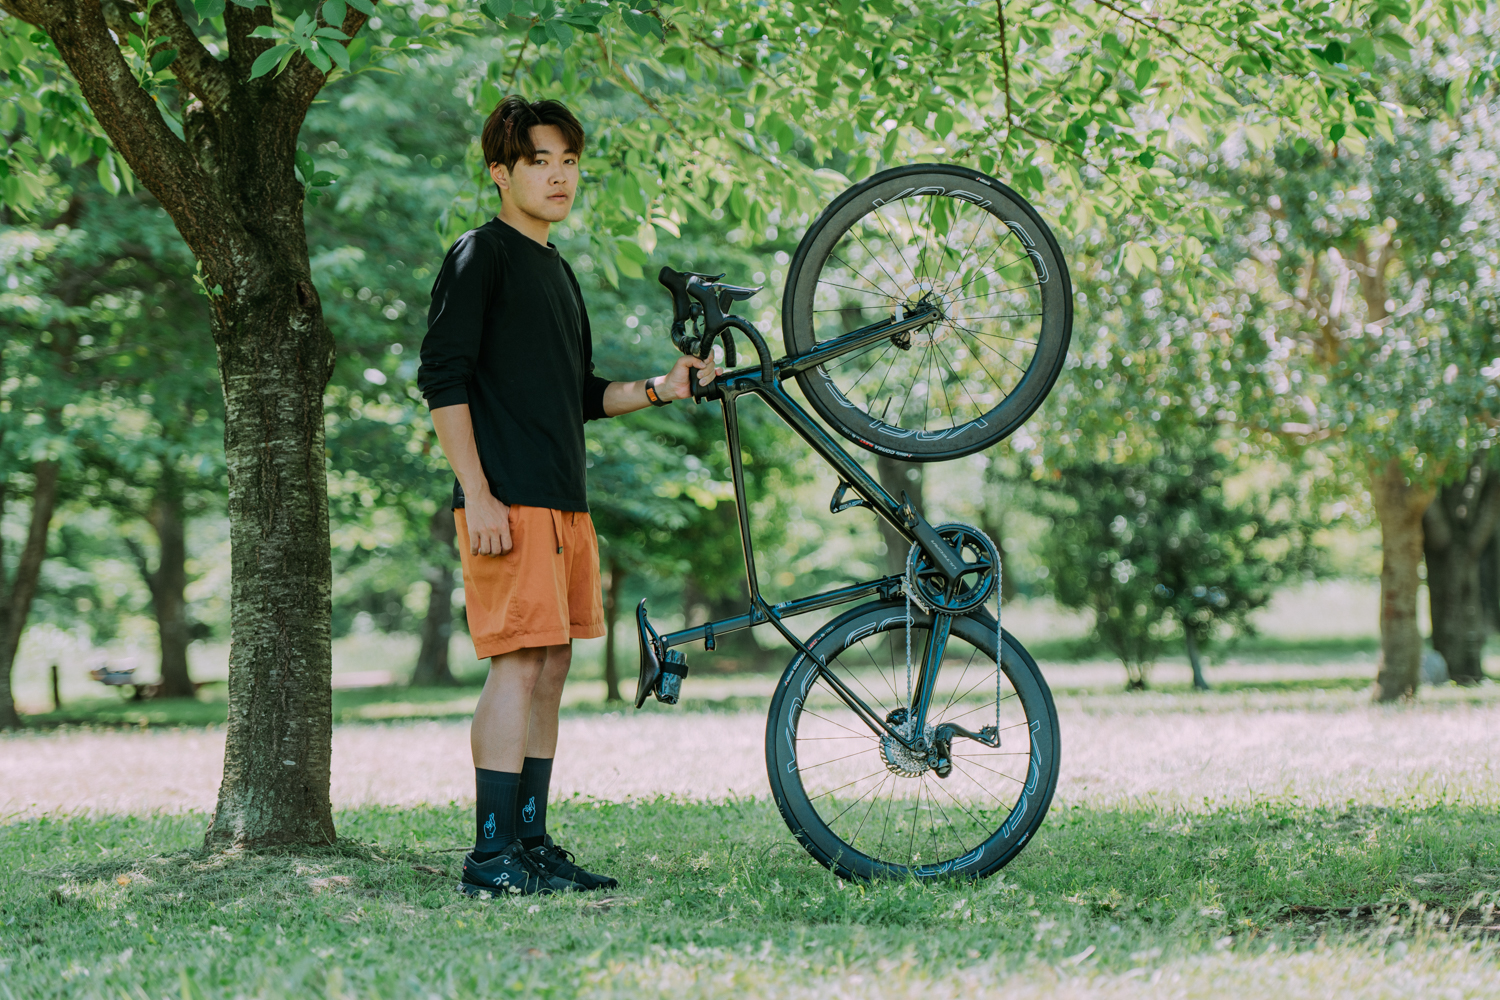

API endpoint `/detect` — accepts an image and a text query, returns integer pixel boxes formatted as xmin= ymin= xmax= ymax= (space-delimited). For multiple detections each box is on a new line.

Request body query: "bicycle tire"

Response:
xmin=781 ymin=164 xmax=1072 ymax=461
xmin=765 ymin=600 xmax=1060 ymax=881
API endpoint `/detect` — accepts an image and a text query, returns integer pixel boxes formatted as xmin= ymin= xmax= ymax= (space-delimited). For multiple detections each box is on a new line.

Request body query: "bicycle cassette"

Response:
xmin=904 ymin=523 xmax=999 ymax=615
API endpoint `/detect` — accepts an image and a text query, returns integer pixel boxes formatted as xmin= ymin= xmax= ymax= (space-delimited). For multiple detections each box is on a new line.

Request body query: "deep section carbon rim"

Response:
xmin=766 ymin=602 xmax=1059 ymax=881
xmin=782 ymin=164 xmax=1072 ymax=461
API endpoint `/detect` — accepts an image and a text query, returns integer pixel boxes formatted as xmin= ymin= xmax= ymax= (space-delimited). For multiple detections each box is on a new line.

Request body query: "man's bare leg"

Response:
xmin=471 ymin=646 xmax=549 ymax=771
xmin=525 ymin=643 xmax=572 ymax=758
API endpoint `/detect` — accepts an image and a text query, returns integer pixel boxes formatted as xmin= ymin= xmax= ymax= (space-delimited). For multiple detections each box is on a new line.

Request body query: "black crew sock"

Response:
xmin=517 ymin=756 xmax=553 ymax=850
xmin=473 ymin=768 xmax=521 ymax=862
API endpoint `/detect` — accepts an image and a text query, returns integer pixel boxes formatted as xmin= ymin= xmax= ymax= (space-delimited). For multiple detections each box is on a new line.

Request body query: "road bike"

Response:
xmin=634 ymin=163 xmax=1072 ymax=881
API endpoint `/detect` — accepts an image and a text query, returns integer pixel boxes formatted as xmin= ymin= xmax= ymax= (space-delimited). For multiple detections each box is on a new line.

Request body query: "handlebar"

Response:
xmin=658 ymin=265 xmax=774 ymax=383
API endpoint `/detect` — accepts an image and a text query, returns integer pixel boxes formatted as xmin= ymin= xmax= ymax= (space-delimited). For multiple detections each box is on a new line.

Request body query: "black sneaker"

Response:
xmin=458 ymin=841 xmax=577 ymax=898
xmin=527 ymin=835 xmax=620 ymax=890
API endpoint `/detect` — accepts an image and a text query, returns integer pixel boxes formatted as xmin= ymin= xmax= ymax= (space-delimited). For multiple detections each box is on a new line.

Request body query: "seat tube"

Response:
xmin=721 ymin=394 xmax=763 ymax=602
xmin=911 ymin=612 xmax=953 ymax=731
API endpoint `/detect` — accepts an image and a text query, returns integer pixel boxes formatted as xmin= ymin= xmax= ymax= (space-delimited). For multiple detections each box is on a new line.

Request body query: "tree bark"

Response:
xmin=603 ymin=556 xmax=624 ymax=703
xmin=412 ymin=509 xmax=458 ymax=687
xmin=1370 ymin=459 xmax=1435 ymax=701
xmin=0 ymin=461 xmax=62 ymax=730
xmin=1185 ymin=626 xmax=1210 ymax=691
xmin=4 ymin=0 xmax=358 ymax=846
xmin=1423 ymin=461 xmax=1500 ymax=686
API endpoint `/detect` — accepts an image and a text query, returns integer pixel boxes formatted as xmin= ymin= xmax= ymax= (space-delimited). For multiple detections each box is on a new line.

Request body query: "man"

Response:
xmin=417 ymin=96 xmax=717 ymax=897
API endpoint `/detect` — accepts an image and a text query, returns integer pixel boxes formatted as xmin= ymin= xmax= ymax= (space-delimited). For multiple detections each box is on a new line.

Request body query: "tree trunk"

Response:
xmin=148 ymin=473 xmax=196 ymax=698
xmin=0 ymin=461 xmax=62 ymax=730
xmin=1370 ymin=459 xmax=1435 ymax=701
xmin=412 ymin=509 xmax=458 ymax=687
xmin=1185 ymin=626 xmax=1210 ymax=691
xmin=1423 ymin=461 xmax=1500 ymax=686
xmin=877 ymin=455 xmax=925 ymax=576
xmin=1479 ymin=533 xmax=1500 ymax=633
xmin=204 ymin=253 xmax=337 ymax=850
xmin=603 ymin=556 xmax=623 ymax=703
xmin=878 ymin=456 xmax=924 ymax=664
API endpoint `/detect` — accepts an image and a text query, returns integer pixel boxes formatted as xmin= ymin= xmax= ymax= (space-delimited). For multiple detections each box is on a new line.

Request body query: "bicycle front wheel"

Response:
xmin=782 ymin=164 xmax=1072 ymax=461
xmin=765 ymin=600 xmax=1060 ymax=881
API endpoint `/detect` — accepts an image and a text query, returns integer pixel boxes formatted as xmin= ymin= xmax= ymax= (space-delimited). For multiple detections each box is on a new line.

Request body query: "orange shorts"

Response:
xmin=454 ymin=505 xmax=605 ymax=660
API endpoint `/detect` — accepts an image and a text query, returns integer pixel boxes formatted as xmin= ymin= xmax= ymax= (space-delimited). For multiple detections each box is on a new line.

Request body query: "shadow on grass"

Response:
xmin=5 ymin=799 xmax=1498 ymax=999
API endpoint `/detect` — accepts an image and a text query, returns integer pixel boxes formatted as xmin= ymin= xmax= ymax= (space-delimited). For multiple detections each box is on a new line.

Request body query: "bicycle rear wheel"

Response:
xmin=765 ymin=600 xmax=1060 ymax=881
xmin=782 ymin=164 xmax=1072 ymax=461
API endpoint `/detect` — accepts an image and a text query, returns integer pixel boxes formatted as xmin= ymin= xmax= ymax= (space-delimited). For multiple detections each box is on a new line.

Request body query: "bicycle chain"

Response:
xmin=903 ymin=525 xmax=1003 ymax=739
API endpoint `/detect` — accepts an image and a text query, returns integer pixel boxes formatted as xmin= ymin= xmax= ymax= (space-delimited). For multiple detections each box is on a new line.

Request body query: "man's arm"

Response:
xmin=601 ymin=354 xmax=722 ymax=416
xmin=430 ymin=404 xmax=512 ymax=556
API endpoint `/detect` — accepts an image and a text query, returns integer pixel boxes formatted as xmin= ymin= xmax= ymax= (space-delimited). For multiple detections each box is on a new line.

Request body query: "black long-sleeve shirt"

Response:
xmin=417 ymin=218 xmax=612 ymax=512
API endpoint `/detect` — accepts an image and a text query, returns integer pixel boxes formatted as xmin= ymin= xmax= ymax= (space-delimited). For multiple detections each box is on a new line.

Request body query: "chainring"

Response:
xmin=904 ymin=522 xmax=999 ymax=615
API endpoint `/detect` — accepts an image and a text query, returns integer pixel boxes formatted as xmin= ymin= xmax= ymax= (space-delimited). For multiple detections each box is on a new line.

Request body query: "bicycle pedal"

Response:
xmin=654 ymin=649 xmax=689 ymax=705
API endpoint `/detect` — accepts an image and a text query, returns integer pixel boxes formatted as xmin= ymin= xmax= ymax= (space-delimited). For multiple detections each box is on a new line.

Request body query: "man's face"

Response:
xmin=490 ymin=124 xmax=579 ymax=225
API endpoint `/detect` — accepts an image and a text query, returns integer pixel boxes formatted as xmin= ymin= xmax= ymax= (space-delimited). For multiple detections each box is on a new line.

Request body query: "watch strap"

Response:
xmin=645 ymin=376 xmax=671 ymax=407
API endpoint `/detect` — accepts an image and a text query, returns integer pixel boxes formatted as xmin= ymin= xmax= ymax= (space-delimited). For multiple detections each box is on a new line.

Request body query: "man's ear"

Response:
xmin=489 ymin=162 xmax=509 ymax=191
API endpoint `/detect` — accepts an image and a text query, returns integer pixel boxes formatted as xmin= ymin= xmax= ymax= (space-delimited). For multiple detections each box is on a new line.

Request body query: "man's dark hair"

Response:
xmin=482 ymin=96 xmax=586 ymax=172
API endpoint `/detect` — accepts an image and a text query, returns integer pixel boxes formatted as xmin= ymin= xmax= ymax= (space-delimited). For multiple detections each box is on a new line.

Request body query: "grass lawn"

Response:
xmin=5 ymin=798 xmax=1499 ymax=998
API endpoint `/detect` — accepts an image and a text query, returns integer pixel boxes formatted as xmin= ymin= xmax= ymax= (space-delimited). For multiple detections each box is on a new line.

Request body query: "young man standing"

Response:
xmin=418 ymin=96 xmax=716 ymax=897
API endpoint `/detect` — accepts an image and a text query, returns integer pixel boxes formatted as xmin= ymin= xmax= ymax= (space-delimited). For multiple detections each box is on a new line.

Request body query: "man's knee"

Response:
xmin=491 ymin=647 xmax=549 ymax=692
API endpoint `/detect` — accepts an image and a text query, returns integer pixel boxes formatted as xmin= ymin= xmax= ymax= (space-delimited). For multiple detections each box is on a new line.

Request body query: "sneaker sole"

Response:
xmin=456 ymin=881 xmax=551 ymax=899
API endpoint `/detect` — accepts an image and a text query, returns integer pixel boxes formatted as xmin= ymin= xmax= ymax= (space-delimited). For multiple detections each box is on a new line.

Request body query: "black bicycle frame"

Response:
xmin=654 ymin=307 xmax=985 ymax=751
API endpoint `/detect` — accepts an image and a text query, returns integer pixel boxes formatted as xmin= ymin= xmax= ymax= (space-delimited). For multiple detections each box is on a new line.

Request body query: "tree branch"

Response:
xmin=223 ymin=0 xmax=273 ymax=83
xmin=1088 ymin=0 xmax=1218 ymax=75
xmin=280 ymin=1 xmax=374 ymax=112
xmin=143 ymin=0 xmax=231 ymax=113
xmin=995 ymin=0 xmax=1015 ymax=135
xmin=7 ymin=0 xmax=231 ymax=270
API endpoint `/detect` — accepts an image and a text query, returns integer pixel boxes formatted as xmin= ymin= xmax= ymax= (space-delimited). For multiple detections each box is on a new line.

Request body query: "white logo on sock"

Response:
xmin=483 ymin=812 xmax=496 ymax=840
xmin=522 ymin=796 xmax=536 ymax=824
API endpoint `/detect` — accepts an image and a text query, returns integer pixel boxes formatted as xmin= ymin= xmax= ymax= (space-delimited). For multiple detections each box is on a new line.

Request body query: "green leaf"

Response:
xmin=346 ymin=0 xmax=376 ymax=13
xmin=296 ymin=150 xmax=316 ymax=182
xmin=1445 ymin=81 xmax=1461 ymax=116
xmin=228 ymin=0 xmax=269 ymax=8
xmin=159 ymin=106 xmax=185 ymax=141
xmin=621 ymin=9 xmax=662 ymax=40
xmin=150 ymin=48 xmax=179 ymax=73
xmin=1133 ymin=58 xmax=1157 ymax=91
xmin=1328 ymin=121 xmax=1346 ymax=142
xmin=482 ymin=0 xmax=515 ymax=20
xmin=322 ymin=0 xmax=347 ymax=25
xmin=544 ymin=18 xmax=574 ymax=49
xmin=314 ymin=27 xmax=350 ymax=39
xmin=98 ymin=150 xmax=121 ymax=195
xmin=1122 ymin=241 xmax=1156 ymax=278
xmin=320 ymin=38 xmax=350 ymax=72
xmin=933 ymin=109 xmax=953 ymax=136
xmin=192 ymin=0 xmax=226 ymax=20
xmin=248 ymin=43 xmax=294 ymax=79
xmin=304 ymin=42 xmax=333 ymax=73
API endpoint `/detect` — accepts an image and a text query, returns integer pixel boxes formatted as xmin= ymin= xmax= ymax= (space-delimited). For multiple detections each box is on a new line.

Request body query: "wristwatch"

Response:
xmin=645 ymin=376 xmax=672 ymax=407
